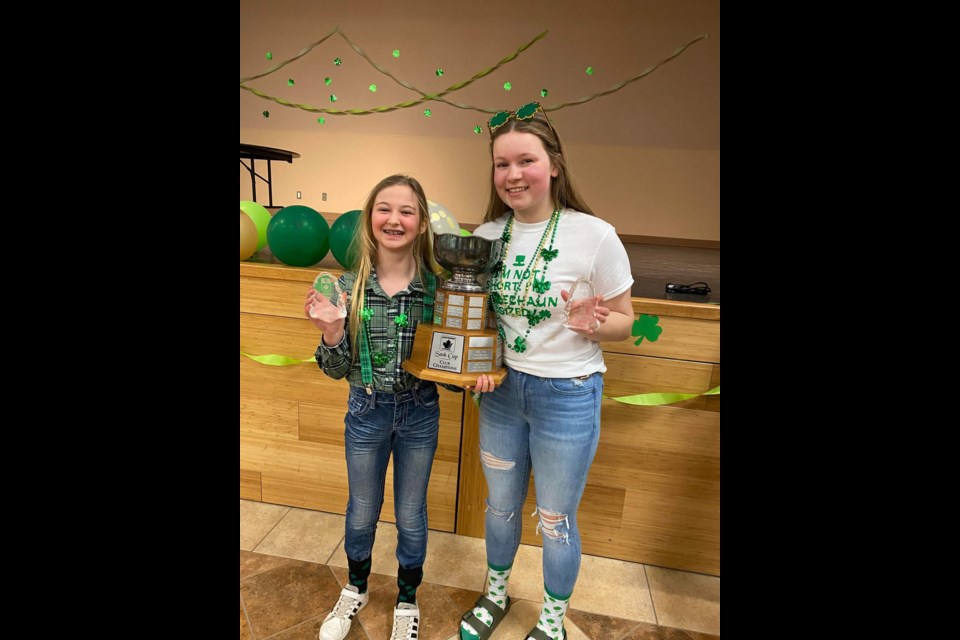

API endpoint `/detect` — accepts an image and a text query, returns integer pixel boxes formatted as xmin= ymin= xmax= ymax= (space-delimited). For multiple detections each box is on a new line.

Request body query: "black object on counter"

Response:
xmin=665 ymin=281 xmax=712 ymax=295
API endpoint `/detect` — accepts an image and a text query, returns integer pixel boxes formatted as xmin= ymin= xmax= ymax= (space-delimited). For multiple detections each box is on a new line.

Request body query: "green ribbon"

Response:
xmin=240 ymin=29 xmax=707 ymax=117
xmin=240 ymin=350 xmax=719 ymax=407
xmin=606 ymin=386 xmax=719 ymax=406
xmin=240 ymin=351 xmax=315 ymax=366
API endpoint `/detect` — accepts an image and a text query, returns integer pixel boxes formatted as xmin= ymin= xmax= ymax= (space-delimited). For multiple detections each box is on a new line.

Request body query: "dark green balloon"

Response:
xmin=330 ymin=209 xmax=361 ymax=269
xmin=267 ymin=205 xmax=330 ymax=267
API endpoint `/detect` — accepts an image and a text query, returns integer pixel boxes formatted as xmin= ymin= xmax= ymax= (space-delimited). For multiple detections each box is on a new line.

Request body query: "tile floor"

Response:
xmin=240 ymin=500 xmax=719 ymax=640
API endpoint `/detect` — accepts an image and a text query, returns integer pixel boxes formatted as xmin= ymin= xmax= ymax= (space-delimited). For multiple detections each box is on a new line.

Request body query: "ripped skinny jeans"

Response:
xmin=478 ymin=366 xmax=602 ymax=596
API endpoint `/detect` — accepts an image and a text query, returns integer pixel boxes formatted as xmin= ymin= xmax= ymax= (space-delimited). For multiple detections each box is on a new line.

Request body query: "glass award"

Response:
xmin=562 ymin=278 xmax=599 ymax=330
xmin=309 ymin=272 xmax=347 ymax=321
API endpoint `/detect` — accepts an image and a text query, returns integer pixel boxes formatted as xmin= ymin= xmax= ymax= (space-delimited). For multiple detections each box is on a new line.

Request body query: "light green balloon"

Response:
xmin=459 ymin=228 xmax=472 ymax=236
xmin=427 ymin=200 xmax=461 ymax=236
xmin=240 ymin=201 xmax=272 ymax=251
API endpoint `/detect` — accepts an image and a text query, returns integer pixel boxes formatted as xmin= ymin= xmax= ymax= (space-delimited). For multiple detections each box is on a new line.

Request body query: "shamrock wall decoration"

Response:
xmin=632 ymin=314 xmax=663 ymax=345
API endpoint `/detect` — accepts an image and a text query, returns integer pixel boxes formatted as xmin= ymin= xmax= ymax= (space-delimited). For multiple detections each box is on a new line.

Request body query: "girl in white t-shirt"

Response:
xmin=460 ymin=103 xmax=635 ymax=640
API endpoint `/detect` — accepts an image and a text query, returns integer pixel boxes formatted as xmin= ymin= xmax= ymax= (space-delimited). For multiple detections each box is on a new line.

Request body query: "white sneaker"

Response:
xmin=318 ymin=585 xmax=369 ymax=640
xmin=390 ymin=602 xmax=420 ymax=640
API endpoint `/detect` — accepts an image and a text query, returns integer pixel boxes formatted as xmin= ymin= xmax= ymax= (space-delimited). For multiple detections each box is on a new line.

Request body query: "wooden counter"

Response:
xmin=240 ymin=262 xmax=719 ymax=575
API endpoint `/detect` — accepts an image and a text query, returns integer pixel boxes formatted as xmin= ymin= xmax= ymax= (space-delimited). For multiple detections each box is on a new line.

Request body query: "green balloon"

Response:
xmin=267 ymin=205 xmax=330 ymax=267
xmin=330 ymin=210 xmax=361 ymax=269
xmin=240 ymin=201 xmax=272 ymax=251
xmin=459 ymin=228 xmax=472 ymax=236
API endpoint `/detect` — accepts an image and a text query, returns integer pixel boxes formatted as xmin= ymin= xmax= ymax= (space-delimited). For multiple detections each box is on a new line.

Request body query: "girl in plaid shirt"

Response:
xmin=305 ymin=174 xmax=472 ymax=640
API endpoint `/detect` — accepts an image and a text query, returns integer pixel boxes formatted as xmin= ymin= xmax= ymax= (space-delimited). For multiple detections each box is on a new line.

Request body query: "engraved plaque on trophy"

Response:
xmin=402 ymin=234 xmax=508 ymax=386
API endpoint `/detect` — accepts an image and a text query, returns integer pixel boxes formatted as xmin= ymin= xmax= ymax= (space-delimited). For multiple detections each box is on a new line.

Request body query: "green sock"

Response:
xmin=459 ymin=563 xmax=512 ymax=639
xmin=529 ymin=587 xmax=570 ymax=640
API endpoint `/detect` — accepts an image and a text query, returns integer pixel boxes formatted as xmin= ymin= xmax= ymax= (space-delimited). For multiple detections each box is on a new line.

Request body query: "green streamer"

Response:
xmin=240 ymin=351 xmax=315 ymax=366
xmin=240 ymin=28 xmax=548 ymax=116
xmin=240 ymin=351 xmax=719 ymax=408
xmin=606 ymin=386 xmax=719 ymax=406
xmin=240 ymin=30 xmax=707 ymax=117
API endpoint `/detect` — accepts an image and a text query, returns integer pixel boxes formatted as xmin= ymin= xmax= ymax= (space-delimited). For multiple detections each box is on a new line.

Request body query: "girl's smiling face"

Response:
xmin=492 ymin=130 xmax=558 ymax=221
xmin=370 ymin=184 xmax=426 ymax=252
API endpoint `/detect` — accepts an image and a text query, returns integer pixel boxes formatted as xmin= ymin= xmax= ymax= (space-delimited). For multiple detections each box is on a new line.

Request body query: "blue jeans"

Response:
xmin=479 ymin=367 xmax=602 ymax=597
xmin=343 ymin=382 xmax=440 ymax=569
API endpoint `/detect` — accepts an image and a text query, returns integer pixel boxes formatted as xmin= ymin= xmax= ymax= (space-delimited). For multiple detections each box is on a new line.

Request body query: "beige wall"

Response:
xmin=240 ymin=0 xmax=720 ymax=241
xmin=239 ymin=128 xmax=719 ymax=239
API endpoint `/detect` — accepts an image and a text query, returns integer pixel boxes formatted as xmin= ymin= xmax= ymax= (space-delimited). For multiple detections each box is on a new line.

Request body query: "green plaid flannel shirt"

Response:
xmin=316 ymin=269 xmax=439 ymax=393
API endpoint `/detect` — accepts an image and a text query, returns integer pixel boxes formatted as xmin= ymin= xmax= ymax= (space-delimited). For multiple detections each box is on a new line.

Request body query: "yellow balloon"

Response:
xmin=240 ymin=211 xmax=258 ymax=260
xmin=240 ymin=200 xmax=272 ymax=251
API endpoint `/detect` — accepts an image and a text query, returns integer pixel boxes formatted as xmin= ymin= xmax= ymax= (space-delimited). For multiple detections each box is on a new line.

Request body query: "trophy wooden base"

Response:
xmin=402 ymin=324 xmax=508 ymax=387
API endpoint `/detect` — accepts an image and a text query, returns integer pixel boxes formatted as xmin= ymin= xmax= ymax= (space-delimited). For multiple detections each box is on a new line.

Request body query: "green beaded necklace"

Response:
xmin=357 ymin=271 xmax=435 ymax=390
xmin=488 ymin=208 xmax=561 ymax=354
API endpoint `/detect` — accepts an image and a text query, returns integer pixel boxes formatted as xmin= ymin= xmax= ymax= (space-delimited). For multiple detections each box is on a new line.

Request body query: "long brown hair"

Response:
xmin=347 ymin=174 xmax=442 ymax=355
xmin=482 ymin=111 xmax=595 ymax=223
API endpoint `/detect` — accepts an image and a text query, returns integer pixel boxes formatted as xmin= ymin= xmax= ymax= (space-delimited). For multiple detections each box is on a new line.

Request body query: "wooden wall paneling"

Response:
xmin=259 ymin=459 xmax=458 ymax=532
xmin=705 ymin=365 xmax=720 ymax=412
xmin=240 ymin=395 xmax=300 ymax=439
xmin=456 ymin=396 xmax=485 ymax=537
xmin=240 ymin=469 xmax=262 ymax=501
xmin=603 ymin=316 xmax=720 ymax=364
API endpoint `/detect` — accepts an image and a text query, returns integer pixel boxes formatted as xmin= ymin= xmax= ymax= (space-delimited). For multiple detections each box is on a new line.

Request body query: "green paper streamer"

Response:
xmin=240 ymin=351 xmax=316 ymax=366
xmin=240 ymin=29 xmax=706 ymax=118
xmin=606 ymin=386 xmax=720 ymax=406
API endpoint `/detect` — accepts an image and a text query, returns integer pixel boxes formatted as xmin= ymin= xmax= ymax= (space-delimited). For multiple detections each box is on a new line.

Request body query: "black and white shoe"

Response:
xmin=318 ymin=585 xmax=369 ymax=640
xmin=390 ymin=602 xmax=420 ymax=640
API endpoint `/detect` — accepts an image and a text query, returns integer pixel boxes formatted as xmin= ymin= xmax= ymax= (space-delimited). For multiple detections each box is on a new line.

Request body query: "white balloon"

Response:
xmin=427 ymin=200 xmax=461 ymax=236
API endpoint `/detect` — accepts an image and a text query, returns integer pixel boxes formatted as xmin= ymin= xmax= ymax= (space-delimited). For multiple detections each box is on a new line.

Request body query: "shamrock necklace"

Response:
xmin=356 ymin=270 xmax=436 ymax=392
xmin=488 ymin=207 xmax=561 ymax=354
xmin=360 ymin=305 xmax=409 ymax=366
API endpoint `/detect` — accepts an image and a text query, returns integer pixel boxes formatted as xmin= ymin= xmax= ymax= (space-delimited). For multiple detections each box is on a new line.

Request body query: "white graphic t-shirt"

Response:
xmin=474 ymin=209 xmax=633 ymax=378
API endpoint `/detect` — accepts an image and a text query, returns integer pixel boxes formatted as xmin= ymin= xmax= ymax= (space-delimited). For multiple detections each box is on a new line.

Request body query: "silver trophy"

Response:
xmin=433 ymin=234 xmax=503 ymax=292
xmin=403 ymin=233 xmax=507 ymax=385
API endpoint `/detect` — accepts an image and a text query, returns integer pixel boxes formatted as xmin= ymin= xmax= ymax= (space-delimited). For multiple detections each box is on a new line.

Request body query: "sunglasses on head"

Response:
xmin=487 ymin=101 xmax=552 ymax=134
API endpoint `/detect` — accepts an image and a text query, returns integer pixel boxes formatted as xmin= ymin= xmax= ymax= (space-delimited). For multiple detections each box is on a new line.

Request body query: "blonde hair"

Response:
xmin=347 ymin=174 xmax=442 ymax=355
xmin=482 ymin=112 xmax=595 ymax=223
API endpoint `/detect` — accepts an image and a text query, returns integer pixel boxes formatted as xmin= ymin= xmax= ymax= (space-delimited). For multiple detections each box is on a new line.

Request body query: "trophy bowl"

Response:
xmin=434 ymin=233 xmax=502 ymax=292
